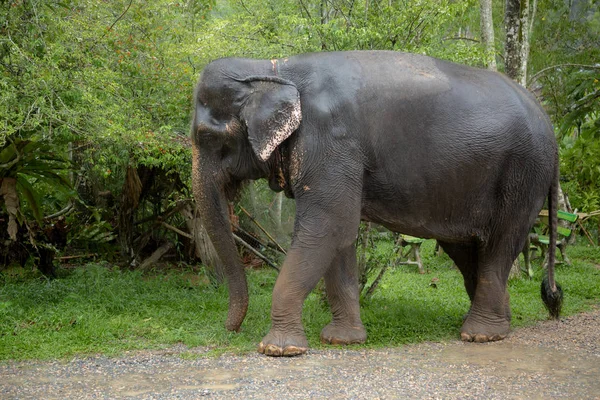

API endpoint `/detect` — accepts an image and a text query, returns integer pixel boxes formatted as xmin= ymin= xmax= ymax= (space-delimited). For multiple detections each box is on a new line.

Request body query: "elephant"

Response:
xmin=190 ymin=50 xmax=563 ymax=357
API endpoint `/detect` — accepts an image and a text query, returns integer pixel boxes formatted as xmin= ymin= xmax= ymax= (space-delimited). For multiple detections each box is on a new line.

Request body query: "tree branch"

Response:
xmin=239 ymin=205 xmax=287 ymax=255
xmin=161 ymin=221 xmax=193 ymax=239
xmin=45 ymin=203 xmax=74 ymax=220
xmin=88 ymin=0 xmax=134 ymax=52
xmin=443 ymin=36 xmax=480 ymax=43
xmin=105 ymin=0 xmax=134 ymax=34
xmin=529 ymin=0 xmax=538 ymax=34
xmin=297 ymin=0 xmax=314 ymax=20
xmin=528 ymin=64 xmax=600 ymax=87
xmin=233 ymin=232 xmax=279 ymax=271
xmin=238 ymin=0 xmax=256 ymax=17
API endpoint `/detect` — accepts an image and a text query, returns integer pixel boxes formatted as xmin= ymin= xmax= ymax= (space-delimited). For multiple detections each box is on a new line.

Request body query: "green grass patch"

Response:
xmin=1 ymin=241 xmax=599 ymax=360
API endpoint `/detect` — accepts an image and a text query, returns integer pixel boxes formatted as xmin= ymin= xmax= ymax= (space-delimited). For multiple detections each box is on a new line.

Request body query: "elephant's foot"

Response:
xmin=460 ymin=315 xmax=510 ymax=343
xmin=320 ymin=322 xmax=367 ymax=345
xmin=258 ymin=330 xmax=309 ymax=357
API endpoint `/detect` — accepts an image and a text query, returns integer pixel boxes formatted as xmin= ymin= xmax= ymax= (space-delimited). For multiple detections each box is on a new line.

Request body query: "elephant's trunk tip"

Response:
xmin=225 ymin=289 xmax=249 ymax=332
xmin=226 ymin=320 xmax=243 ymax=333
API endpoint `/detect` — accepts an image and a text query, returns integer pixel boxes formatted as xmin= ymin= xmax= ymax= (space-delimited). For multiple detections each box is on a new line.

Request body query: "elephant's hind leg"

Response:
xmin=439 ymin=240 xmax=511 ymax=342
xmin=320 ymin=244 xmax=367 ymax=346
xmin=438 ymin=241 xmax=478 ymax=303
xmin=461 ymin=246 xmax=515 ymax=342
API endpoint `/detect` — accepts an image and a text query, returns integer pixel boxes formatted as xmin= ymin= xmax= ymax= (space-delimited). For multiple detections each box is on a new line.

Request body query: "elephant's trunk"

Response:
xmin=192 ymin=146 xmax=248 ymax=332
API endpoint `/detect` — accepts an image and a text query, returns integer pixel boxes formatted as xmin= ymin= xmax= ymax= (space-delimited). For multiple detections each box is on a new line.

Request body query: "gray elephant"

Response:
xmin=191 ymin=51 xmax=562 ymax=357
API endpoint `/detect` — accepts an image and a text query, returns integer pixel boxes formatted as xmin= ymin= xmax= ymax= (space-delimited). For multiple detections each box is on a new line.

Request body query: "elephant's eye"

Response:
xmin=221 ymin=140 xmax=238 ymax=161
xmin=221 ymin=145 xmax=230 ymax=159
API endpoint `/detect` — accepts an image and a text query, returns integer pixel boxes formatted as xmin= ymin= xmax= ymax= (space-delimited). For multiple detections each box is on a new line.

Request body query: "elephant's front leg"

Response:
xmin=258 ymin=242 xmax=341 ymax=356
xmin=320 ymin=244 xmax=366 ymax=345
xmin=258 ymin=190 xmax=362 ymax=356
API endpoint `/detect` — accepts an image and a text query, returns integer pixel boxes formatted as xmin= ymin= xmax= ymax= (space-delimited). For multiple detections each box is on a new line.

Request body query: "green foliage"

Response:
xmin=197 ymin=0 xmax=483 ymax=65
xmin=559 ymin=69 xmax=600 ymax=214
xmin=1 ymin=0 xmax=206 ymax=182
xmin=1 ymin=0 xmax=214 ymax=263
xmin=1 ymin=0 xmax=599 ymax=262
xmin=0 ymin=136 xmax=72 ymax=238
xmin=529 ymin=0 xmax=600 ymax=220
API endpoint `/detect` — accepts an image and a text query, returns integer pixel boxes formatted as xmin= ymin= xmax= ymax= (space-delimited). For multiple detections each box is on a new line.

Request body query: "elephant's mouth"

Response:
xmin=224 ymin=178 xmax=247 ymax=202
xmin=267 ymin=145 xmax=294 ymax=198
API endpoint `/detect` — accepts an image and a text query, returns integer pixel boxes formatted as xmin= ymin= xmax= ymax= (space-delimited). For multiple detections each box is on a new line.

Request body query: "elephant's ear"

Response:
xmin=240 ymin=78 xmax=301 ymax=162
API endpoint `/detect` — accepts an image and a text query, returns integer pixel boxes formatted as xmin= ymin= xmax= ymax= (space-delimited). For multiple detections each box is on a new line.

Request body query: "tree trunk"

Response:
xmin=181 ymin=203 xmax=226 ymax=283
xmin=504 ymin=0 xmax=522 ymax=81
xmin=509 ymin=257 xmax=521 ymax=279
xmin=518 ymin=0 xmax=533 ymax=86
xmin=504 ymin=0 xmax=536 ymax=85
xmin=118 ymin=166 xmax=142 ymax=264
xmin=480 ymin=0 xmax=497 ymax=70
xmin=0 ymin=177 xmax=19 ymax=241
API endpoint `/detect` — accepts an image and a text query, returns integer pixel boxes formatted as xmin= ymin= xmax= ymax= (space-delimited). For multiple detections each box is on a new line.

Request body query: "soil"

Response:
xmin=1 ymin=308 xmax=599 ymax=399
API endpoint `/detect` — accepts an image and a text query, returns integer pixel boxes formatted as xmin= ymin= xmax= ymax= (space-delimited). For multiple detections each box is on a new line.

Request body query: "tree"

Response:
xmin=480 ymin=0 xmax=497 ymax=70
xmin=504 ymin=0 xmax=539 ymax=84
xmin=527 ymin=0 xmax=600 ymax=241
xmin=1 ymin=0 xmax=217 ymax=271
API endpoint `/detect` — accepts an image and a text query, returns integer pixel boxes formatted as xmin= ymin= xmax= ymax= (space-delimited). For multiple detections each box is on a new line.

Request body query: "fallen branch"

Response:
xmin=364 ymin=262 xmax=389 ymax=298
xmin=45 ymin=203 xmax=74 ymax=220
xmin=58 ymin=253 xmax=97 ymax=261
xmin=233 ymin=223 xmax=283 ymax=255
xmin=135 ymin=199 xmax=191 ymax=226
xmin=577 ymin=220 xmax=597 ymax=247
xmin=139 ymin=241 xmax=174 ymax=271
xmin=442 ymin=36 xmax=480 ymax=43
xmin=233 ymin=233 xmax=279 ymax=271
xmin=239 ymin=206 xmax=287 ymax=255
xmin=161 ymin=222 xmax=192 ymax=240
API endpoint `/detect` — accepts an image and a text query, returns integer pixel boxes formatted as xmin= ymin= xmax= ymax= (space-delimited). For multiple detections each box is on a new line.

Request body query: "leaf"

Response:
xmin=15 ymin=174 xmax=43 ymax=225
xmin=21 ymin=170 xmax=72 ymax=190
xmin=0 ymin=143 xmax=18 ymax=166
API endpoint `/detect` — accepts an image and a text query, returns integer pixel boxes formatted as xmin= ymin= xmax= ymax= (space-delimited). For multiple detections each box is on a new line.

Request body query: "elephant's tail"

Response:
xmin=541 ymin=154 xmax=563 ymax=319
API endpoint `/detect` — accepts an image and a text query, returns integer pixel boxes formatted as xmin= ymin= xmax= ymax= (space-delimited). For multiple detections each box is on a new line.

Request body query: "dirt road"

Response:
xmin=2 ymin=308 xmax=599 ymax=399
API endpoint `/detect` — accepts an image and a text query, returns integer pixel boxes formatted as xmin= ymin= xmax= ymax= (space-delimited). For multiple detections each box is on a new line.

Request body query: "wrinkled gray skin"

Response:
xmin=191 ymin=51 xmax=560 ymax=357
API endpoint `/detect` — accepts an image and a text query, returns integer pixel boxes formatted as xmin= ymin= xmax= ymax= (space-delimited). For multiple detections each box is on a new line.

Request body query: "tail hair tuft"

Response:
xmin=541 ymin=275 xmax=563 ymax=319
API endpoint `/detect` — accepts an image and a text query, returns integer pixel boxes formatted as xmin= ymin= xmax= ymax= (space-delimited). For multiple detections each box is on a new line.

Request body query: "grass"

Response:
xmin=1 ymin=241 xmax=599 ymax=361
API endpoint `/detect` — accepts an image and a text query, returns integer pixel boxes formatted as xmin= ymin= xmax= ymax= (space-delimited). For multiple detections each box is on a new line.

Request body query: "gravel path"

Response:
xmin=2 ymin=308 xmax=599 ymax=399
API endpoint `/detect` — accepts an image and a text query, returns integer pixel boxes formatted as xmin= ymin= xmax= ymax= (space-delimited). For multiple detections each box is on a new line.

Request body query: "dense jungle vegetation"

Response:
xmin=1 ymin=0 xmax=599 ymax=277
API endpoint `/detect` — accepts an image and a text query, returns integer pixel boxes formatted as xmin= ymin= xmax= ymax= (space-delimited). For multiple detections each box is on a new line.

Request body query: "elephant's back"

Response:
xmin=283 ymin=50 xmax=555 ymax=164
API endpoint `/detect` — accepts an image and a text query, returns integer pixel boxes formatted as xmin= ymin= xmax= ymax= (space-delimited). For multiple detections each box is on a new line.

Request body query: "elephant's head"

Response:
xmin=191 ymin=58 xmax=302 ymax=331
